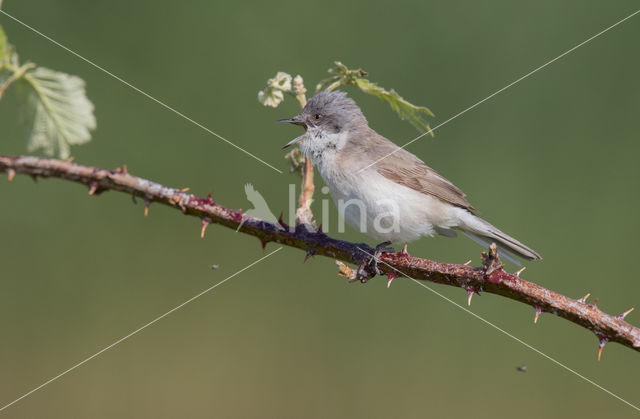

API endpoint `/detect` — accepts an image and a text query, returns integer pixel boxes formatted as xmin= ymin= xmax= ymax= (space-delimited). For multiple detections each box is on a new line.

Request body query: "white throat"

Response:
xmin=299 ymin=129 xmax=348 ymax=172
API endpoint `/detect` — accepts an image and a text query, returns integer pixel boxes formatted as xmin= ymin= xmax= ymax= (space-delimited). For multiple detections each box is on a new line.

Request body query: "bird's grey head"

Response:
xmin=280 ymin=91 xmax=368 ymax=150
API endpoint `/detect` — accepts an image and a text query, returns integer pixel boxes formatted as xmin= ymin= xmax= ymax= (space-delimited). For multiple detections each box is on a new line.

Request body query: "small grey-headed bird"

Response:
xmin=280 ymin=90 xmax=541 ymax=263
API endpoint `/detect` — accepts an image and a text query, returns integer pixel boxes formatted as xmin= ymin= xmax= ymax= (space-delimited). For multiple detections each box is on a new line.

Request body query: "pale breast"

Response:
xmin=304 ymin=130 xmax=464 ymax=242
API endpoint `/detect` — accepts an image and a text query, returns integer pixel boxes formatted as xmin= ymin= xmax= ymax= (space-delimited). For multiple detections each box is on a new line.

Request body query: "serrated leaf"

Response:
xmin=355 ymin=78 xmax=434 ymax=134
xmin=17 ymin=66 xmax=96 ymax=159
xmin=316 ymin=62 xmax=434 ymax=134
xmin=315 ymin=61 xmax=367 ymax=93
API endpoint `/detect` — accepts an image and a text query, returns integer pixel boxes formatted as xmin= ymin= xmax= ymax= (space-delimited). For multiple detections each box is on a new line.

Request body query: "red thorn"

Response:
xmin=200 ymin=218 xmax=211 ymax=238
xmin=597 ymin=336 xmax=608 ymax=361
xmin=578 ymin=293 xmax=590 ymax=303
xmin=463 ymin=260 xmax=472 ymax=266
xmin=278 ymin=212 xmax=288 ymax=228
xmin=617 ymin=307 xmax=634 ymax=320
xmin=88 ymin=183 xmax=98 ymax=195
xmin=144 ymin=201 xmax=150 ymax=217
xmin=465 ymin=286 xmax=476 ymax=306
xmin=591 ymin=298 xmax=599 ymax=308
xmin=401 ymin=244 xmax=409 ymax=255
xmin=533 ymin=306 xmax=544 ymax=323
xmin=207 ymin=190 xmax=214 ymax=199
xmin=7 ymin=169 xmax=16 ymax=181
xmin=259 ymin=239 xmax=268 ymax=251
xmin=386 ymin=272 xmax=398 ymax=288
xmin=515 ymin=266 xmax=526 ymax=277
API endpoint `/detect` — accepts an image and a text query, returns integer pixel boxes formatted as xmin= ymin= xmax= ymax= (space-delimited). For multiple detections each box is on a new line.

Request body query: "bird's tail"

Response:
xmin=457 ymin=212 xmax=541 ymax=265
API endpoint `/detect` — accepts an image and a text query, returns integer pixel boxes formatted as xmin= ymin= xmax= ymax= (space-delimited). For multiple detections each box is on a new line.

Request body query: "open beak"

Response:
xmin=279 ymin=116 xmax=306 ymax=149
xmin=278 ymin=116 xmax=305 ymax=126
xmin=282 ymin=135 xmax=303 ymax=150
xmin=278 ymin=115 xmax=306 ymax=127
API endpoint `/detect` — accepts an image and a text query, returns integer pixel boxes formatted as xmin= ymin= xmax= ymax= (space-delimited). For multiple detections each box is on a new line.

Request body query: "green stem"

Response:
xmin=0 ymin=62 xmax=35 ymax=99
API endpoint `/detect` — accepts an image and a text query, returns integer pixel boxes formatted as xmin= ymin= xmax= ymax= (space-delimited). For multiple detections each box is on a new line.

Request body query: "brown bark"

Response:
xmin=1 ymin=155 xmax=638 ymax=357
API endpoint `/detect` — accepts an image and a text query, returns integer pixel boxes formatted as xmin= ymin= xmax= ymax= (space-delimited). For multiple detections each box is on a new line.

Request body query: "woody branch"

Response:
xmin=291 ymin=75 xmax=316 ymax=228
xmin=1 ymin=154 xmax=638 ymax=359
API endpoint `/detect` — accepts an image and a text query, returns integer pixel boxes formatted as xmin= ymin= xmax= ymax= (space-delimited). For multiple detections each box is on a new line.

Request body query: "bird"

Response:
xmin=279 ymin=90 xmax=541 ymax=264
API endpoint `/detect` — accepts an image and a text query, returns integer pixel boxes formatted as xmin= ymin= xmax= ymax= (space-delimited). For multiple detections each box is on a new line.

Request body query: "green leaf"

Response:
xmin=17 ymin=66 xmax=96 ymax=159
xmin=355 ymin=78 xmax=434 ymax=135
xmin=0 ymin=24 xmax=7 ymax=61
xmin=315 ymin=61 xmax=367 ymax=93
xmin=316 ymin=62 xmax=434 ymax=134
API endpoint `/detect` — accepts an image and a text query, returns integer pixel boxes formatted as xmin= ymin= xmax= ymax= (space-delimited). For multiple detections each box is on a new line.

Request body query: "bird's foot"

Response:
xmin=481 ymin=243 xmax=504 ymax=278
xmin=356 ymin=241 xmax=395 ymax=283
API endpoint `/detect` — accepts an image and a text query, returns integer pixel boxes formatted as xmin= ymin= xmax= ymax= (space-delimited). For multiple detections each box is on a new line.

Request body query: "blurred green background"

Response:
xmin=1 ymin=0 xmax=640 ymax=417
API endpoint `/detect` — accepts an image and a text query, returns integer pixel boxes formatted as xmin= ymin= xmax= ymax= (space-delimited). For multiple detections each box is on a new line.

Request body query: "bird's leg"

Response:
xmin=357 ymin=241 xmax=395 ymax=282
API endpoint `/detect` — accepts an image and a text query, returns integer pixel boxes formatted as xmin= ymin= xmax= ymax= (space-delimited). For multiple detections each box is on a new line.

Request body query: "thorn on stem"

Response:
xmin=578 ymin=293 xmax=590 ymax=304
xmin=463 ymin=260 xmax=472 ymax=266
xmin=122 ymin=164 xmax=128 ymax=174
xmin=465 ymin=286 xmax=477 ymax=306
xmin=200 ymin=218 xmax=211 ymax=238
xmin=278 ymin=212 xmax=289 ymax=229
xmin=207 ymin=190 xmax=213 ymax=199
xmin=515 ymin=266 xmax=526 ymax=277
xmin=88 ymin=182 xmax=99 ymax=195
xmin=386 ymin=272 xmax=398 ymax=288
xmin=597 ymin=336 xmax=608 ymax=361
xmin=617 ymin=307 xmax=634 ymax=320
xmin=401 ymin=244 xmax=409 ymax=255
xmin=66 ymin=156 xmax=75 ymax=163
xmin=533 ymin=306 xmax=544 ymax=323
xmin=7 ymin=169 xmax=16 ymax=181
xmin=259 ymin=238 xmax=268 ymax=251
xmin=304 ymin=248 xmax=316 ymax=262
xmin=180 ymin=187 xmax=190 ymax=193
xmin=144 ymin=200 xmax=150 ymax=217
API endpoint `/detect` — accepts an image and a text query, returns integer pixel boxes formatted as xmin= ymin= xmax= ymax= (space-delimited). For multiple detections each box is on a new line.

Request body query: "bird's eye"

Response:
xmin=314 ymin=114 xmax=321 ymax=120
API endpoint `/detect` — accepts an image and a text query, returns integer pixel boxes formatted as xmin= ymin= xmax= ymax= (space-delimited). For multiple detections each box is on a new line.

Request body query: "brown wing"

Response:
xmin=375 ymin=146 xmax=475 ymax=211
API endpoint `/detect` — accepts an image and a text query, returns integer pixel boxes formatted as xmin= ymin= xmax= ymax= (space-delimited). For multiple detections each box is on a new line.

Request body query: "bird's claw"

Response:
xmin=356 ymin=241 xmax=394 ymax=282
